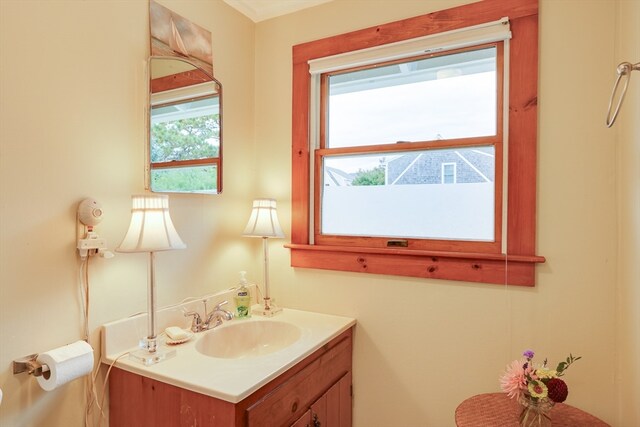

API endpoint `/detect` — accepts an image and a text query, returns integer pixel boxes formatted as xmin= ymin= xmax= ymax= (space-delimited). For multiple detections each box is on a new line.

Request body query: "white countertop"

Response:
xmin=102 ymin=305 xmax=355 ymax=403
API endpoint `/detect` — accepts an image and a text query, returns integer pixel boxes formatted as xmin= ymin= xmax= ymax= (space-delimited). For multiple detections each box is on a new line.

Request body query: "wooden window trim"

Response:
xmin=151 ymin=69 xmax=212 ymax=93
xmin=151 ymin=158 xmax=220 ymax=169
xmin=288 ymin=0 xmax=545 ymax=286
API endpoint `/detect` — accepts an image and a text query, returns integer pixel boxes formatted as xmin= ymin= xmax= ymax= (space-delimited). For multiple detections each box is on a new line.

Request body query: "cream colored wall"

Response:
xmin=615 ymin=0 xmax=640 ymax=424
xmin=0 ymin=0 xmax=255 ymax=426
xmin=256 ymin=0 xmax=628 ymax=426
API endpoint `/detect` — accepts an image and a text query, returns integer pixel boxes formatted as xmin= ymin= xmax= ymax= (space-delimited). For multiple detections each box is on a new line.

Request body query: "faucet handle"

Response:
xmin=213 ymin=300 xmax=229 ymax=310
xmin=184 ymin=311 xmax=203 ymax=332
xmin=205 ymin=300 xmax=233 ymax=329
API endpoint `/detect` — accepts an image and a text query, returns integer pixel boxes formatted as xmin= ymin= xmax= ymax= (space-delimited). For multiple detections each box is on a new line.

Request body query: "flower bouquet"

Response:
xmin=500 ymin=350 xmax=581 ymax=426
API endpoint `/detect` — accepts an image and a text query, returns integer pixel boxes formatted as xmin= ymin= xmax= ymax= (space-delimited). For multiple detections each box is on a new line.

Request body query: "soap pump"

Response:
xmin=234 ymin=271 xmax=251 ymax=318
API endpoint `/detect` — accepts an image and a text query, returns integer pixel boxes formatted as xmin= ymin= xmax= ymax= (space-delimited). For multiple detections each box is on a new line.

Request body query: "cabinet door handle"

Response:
xmin=312 ymin=413 xmax=321 ymax=427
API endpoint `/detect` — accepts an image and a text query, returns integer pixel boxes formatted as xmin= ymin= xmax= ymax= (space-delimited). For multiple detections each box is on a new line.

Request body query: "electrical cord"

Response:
xmin=126 ymin=291 xmax=238 ymax=318
xmin=76 ymin=203 xmax=114 ymax=426
xmin=78 ymin=254 xmax=94 ymax=427
xmin=95 ymin=352 xmax=130 ymax=427
xmin=78 ymin=250 xmax=106 ymax=427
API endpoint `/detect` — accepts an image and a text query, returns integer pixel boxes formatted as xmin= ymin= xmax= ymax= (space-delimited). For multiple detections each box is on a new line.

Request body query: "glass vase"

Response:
xmin=518 ymin=394 xmax=554 ymax=427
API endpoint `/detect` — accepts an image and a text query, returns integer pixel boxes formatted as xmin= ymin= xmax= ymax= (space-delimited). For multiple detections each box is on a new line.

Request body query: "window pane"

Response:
xmin=151 ymin=165 xmax=218 ymax=194
xmin=151 ymin=95 xmax=220 ymax=163
xmin=442 ymin=163 xmax=456 ymax=184
xmin=321 ymin=146 xmax=495 ymax=240
xmin=327 ymin=47 xmax=496 ymax=148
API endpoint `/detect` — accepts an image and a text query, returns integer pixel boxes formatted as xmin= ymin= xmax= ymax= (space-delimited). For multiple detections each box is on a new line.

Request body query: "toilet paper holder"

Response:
xmin=13 ymin=354 xmax=50 ymax=377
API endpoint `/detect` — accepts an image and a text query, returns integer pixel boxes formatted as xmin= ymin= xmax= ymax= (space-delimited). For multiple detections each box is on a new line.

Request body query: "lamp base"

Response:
xmin=129 ymin=337 xmax=176 ymax=366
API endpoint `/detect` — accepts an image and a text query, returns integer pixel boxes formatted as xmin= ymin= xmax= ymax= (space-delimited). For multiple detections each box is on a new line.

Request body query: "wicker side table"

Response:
xmin=455 ymin=393 xmax=610 ymax=426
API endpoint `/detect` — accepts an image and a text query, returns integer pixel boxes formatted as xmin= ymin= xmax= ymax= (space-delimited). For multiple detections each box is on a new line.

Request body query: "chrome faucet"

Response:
xmin=204 ymin=300 xmax=234 ymax=329
xmin=184 ymin=300 xmax=233 ymax=333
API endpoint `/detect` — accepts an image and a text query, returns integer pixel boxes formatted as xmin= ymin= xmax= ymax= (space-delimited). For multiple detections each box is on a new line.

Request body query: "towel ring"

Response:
xmin=606 ymin=61 xmax=640 ymax=128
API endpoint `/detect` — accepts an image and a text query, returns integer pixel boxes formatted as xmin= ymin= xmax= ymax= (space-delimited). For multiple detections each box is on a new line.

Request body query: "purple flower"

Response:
xmin=523 ymin=350 xmax=535 ymax=359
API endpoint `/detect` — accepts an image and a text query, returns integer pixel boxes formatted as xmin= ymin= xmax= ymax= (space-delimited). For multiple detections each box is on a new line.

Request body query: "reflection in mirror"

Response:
xmin=149 ymin=57 xmax=222 ymax=194
xmin=147 ymin=0 xmax=221 ymax=194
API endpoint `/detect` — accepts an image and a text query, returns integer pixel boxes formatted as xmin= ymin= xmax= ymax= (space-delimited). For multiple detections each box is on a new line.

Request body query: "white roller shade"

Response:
xmin=308 ymin=17 xmax=511 ymax=75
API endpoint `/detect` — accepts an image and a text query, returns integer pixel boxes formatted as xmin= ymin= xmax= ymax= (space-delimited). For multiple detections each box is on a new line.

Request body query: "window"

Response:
xmin=442 ymin=163 xmax=457 ymax=184
xmin=289 ymin=0 xmax=545 ymax=286
xmin=325 ymin=47 xmax=499 ymax=147
xmin=318 ymin=44 xmax=501 ymax=250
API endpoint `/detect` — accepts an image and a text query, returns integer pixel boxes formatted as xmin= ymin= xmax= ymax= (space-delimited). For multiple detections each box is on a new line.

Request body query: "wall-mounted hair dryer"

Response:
xmin=77 ymin=198 xmax=113 ymax=259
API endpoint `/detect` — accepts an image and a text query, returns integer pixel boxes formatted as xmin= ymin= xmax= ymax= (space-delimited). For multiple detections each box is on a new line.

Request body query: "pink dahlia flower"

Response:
xmin=500 ymin=359 xmax=528 ymax=400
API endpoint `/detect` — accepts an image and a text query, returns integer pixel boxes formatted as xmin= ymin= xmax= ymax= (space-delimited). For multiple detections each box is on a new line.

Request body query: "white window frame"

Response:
xmin=442 ymin=162 xmax=457 ymax=184
xmin=307 ymin=18 xmax=511 ymax=246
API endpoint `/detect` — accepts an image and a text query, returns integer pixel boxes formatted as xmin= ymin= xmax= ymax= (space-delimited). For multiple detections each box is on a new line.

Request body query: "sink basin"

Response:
xmin=195 ymin=320 xmax=301 ymax=359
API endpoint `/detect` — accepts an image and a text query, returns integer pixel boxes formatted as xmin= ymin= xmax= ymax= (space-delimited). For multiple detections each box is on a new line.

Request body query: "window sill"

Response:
xmin=285 ymin=244 xmax=545 ymax=286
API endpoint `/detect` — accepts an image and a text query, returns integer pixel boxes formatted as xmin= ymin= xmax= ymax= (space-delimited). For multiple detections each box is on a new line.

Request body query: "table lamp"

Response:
xmin=117 ymin=194 xmax=186 ymax=365
xmin=242 ymin=198 xmax=285 ymax=317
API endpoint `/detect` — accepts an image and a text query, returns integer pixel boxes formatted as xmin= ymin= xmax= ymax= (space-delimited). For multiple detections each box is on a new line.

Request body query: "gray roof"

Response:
xmin=324 ymin=166 xmax=355 ymax=186
xmin=387 ymin=147 xmax=494 ymax=185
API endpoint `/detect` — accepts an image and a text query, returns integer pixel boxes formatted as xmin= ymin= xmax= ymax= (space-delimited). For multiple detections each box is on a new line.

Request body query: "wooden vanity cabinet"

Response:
xmin=109 ymin=327 xmax=353 ymax=427
xmin=289 ymin=373 xmax=352 ymax=427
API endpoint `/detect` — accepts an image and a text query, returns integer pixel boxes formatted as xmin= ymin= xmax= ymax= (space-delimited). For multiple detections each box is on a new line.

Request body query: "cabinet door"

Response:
xmin=246 ymin=334 xmax=352 ymax=427
xmin=291 ymin=409 xmax=312 ymax=427
xmin=311 ymin=372 xmax=352 ymax=427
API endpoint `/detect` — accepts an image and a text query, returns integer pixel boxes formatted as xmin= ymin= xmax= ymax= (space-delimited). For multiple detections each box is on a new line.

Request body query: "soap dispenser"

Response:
xmin=235 ymin=271 xmax=251 ymax=318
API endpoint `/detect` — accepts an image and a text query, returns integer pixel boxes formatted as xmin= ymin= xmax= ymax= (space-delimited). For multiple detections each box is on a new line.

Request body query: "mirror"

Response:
xmin=147 ymin=0 xmax=222 ymax=194
xmin=149 ymin=58 xmax=222 ymax=194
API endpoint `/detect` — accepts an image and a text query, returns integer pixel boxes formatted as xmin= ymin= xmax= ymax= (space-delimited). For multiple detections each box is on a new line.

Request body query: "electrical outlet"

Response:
xmin=77 ymin=237 xmax=107 ymax=251
xmin=78 ymin=232 xmax=108 ymax=259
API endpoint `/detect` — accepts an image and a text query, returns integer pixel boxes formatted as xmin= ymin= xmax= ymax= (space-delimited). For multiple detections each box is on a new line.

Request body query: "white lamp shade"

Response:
xmin=117 ymin=194 xmax=186 ymax=253
xmin=243 ymin=199 xmax=285 ymax=238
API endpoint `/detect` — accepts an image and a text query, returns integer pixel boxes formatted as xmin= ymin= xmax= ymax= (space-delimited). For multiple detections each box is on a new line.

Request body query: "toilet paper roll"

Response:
xmin=36 ymin=340 xmax=94 ymax=391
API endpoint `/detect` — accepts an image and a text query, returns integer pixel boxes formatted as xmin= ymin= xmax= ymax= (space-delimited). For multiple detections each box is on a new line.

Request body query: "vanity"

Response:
xmin=102 ymin=302 xmax=356 ymax=427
